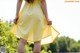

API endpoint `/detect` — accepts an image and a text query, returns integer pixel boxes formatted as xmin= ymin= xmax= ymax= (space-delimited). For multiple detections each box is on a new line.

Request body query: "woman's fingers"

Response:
xmin=48 ymin=21 xmax=52 ymax=25
xmin=14 ymin=17 xmax=19 ymax=24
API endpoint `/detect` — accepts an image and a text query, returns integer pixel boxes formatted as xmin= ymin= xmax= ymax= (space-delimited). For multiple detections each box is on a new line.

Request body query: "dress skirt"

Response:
xmin=10 ymin=0 xmax=60 ymax=45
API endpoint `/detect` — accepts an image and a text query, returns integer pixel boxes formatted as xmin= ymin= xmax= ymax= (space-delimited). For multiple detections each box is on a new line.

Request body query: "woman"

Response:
xmin=11 ymin=0 xmax=60 ymax=53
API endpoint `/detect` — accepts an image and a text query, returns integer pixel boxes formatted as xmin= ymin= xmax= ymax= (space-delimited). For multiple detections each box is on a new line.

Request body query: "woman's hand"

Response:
xmin=14 ymin=16 xmax=19 ymax=24
xmin=47 ymin=20 xmax=52 ymax=25
xmin=13 ymin=0 xmax=22 ymax=24
xmin=46 ymin=18 xmax=52 ymax=25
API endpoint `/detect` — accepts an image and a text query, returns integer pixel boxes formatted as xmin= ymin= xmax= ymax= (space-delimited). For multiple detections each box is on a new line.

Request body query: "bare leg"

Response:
xmin=18 ymin=38 xmax=27 ymax=53
xmin=33 ymin=41 xmax=41 ymax=53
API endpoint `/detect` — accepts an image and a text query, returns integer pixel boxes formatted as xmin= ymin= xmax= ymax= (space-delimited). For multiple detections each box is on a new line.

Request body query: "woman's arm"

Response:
xmin=40 ymin=0 xmax=52 ymax=25
xmin=40 ymin=0 xmax=49 ymax=20
xmin=14 ymin=0 xmax=22 ymax=24
xmin=15 ymin=0 xmax=22 ymax=17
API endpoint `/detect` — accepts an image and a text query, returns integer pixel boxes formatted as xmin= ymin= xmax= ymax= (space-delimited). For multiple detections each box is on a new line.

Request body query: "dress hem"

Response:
xmin=10 ymin=25 xmax=60 ymax=45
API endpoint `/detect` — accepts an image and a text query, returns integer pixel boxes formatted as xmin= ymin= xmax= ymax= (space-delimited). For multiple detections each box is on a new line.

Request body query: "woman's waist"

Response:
xmin=21 ymin=4 xmax=43 ymax=15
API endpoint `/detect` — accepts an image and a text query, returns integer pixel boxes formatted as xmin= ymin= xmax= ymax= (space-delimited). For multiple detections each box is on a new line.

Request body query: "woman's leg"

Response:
xmin=18 ymin=38 xmax=27 ymax=53
xmin=33 ymin=41 xmax=41 ymax=53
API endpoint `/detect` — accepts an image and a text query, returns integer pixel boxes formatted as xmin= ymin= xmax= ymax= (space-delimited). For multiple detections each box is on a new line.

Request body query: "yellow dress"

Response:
xmin=10 ymin=0 xmax=60 ymax=45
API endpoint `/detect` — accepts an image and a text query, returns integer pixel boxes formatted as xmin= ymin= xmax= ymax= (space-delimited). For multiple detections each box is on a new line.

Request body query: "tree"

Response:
xmin=47 ymin=41 xmax=59 ymax=52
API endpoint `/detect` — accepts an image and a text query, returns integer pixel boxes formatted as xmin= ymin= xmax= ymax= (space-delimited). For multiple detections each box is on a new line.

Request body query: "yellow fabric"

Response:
xmin=10 ymin=0 xmax=60 ymax=45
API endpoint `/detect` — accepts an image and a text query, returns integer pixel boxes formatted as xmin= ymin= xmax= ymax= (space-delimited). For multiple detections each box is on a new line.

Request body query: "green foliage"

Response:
xmin=41 ymin=36 xmax=80 ymax=52
xmin=0 ymin=19 xmax=80 ymax=53
xmin=70 ymin=42 xmax=80 ymax=52
xmin=0 ymin=19 xmax=18 ymax=53
xmin=47 ymin=41 xmax=59 ymax=52
xmin=57 ymin=36 xmax=76 ymax=52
